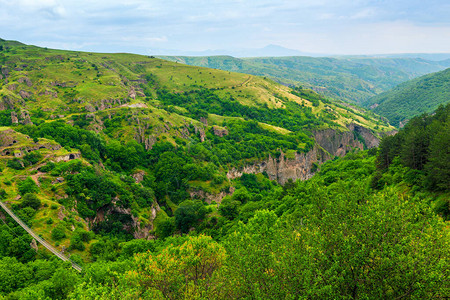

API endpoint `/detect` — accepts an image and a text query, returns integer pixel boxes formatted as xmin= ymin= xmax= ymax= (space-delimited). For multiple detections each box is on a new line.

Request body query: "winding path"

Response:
xmin=0 ymin=201 xmax=82 ymax=272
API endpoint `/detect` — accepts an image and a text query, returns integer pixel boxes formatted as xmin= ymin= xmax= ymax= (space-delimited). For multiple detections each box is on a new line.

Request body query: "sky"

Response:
xmin=0 ymin=0 xmax=450 ymax=56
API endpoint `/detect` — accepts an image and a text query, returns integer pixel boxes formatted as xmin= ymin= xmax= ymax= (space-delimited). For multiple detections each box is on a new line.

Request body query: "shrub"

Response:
xmin=18 ymin=177 xmax=39 ymax=195
xmin=51 ymin=226 xmax=66 ymax=241
xmin=7 ymin=158 xmax=24 ymax=170
xmin=21 ymin=193 xmax=41 ymax=210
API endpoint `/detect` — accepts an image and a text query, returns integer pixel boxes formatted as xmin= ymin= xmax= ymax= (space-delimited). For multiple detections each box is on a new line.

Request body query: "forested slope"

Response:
xmin=2 ymin=109 xmax=448 ymax=298
xmin=366 ymin=68 xmax=450 ymax=127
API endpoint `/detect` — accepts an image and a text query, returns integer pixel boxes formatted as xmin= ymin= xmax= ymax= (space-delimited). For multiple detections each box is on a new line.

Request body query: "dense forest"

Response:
xmin=367 ymin=68 xmax=450 ymax=127
xmin=0 ymin=104 xmax=448 ymax=299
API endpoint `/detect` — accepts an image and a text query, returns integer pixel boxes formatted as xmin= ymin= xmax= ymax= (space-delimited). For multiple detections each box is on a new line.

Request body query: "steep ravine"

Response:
xmin=227 ymin=123 xmax=388 ymax=185
xmin=92 ymin=124 xmax=391 ymax=239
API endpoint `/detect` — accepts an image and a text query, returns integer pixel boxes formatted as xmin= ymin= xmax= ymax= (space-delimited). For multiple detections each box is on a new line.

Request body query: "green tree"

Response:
xmin=175 ymin=200 xmax=208 ymax=233
xmin=18 ymin=177 xmax=39 ymax=195
xmin=125 ymin=235 xmax=226 ymax=299
xmin=21 ymin=193 xmax=41 ymax=210
xmin=218 ymin=197 xmax=240 ymax=220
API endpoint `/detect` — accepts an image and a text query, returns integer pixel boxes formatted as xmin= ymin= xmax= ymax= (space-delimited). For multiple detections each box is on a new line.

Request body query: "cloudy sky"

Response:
xmin=1 ymin=0 xmax=449 ymax=55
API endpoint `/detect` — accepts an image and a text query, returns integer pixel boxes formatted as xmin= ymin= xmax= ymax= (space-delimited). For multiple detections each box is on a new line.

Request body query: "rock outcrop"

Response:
xmin=212 ymin=126 xmax=228 ymax=137
xmin=227 ymin=124 xmax=382 ymax=184
xmin=91 ymin=201 xmax=160 ymax=240
xmin=190 ymin=186 xmax=235 ymax=204
xmin=227 ymin=146 xmax=327 ymax=185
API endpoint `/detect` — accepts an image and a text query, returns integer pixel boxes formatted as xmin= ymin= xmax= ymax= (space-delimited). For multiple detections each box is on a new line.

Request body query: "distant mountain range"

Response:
xmin=149 ymin=44 xmax=450 ymax=61
xmin=148 ymin=44 xmax=321 ymax=57
xmin=158 ymin=55 xmax=450 ymax=105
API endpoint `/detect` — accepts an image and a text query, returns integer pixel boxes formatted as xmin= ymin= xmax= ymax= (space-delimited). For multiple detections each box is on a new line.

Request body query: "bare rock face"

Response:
xmin=39 ymin=90 xmax=58 ymax=98
xmin=91 ymin=201 xmax=160 ymax=240
xmin=227 ymin=146 xmax=327 ymax=185
xmin=11 ymin=111 xmax=18 ymax=124
xmin=19 ymin=90 xmax=31 ymax=99
xmin=193 ymin=125 xmax=206 ymax=142
xmin=128 ymin=87 xmax=136 ymax=99
xmin=20 ymin=110 xmax=33 ymax=125
xmin=190 ymin=186 xmax=235 ymax=204
xmin=132 ymin=170 xmax=146 ymax=183
xmin=347 ymin=123 xmax=380 ymax=149
xmin=30 ymin=239 xmax=38 ymax=252
xmin=200 ymin=117 xmax=208 ymax=126
xmin=7 ymin=83 xmax=17 ymax=91
xmin=227 ymin=125 xmax=381 ymax=185
xmin=144 ymin=135 xmax=157 ymax=150
xmin=1 ymin=67 xmax=9 ymax=78
xmin=52 ymin=153 xmax=80 ymax=162
xmin=18 ymin=77 xmax=32 ymax=87
xmin=85 ymin=104 xmax=96 ymax=112
xmin=0 ymin=96 xmax=16 ymax=110
xmin=0 ymin=129 xmax=18 ymax=147
xmin=399 ymin=120 xmax=408 ymax=128
xmin=213 ymin=126 xmax=228 ymax=137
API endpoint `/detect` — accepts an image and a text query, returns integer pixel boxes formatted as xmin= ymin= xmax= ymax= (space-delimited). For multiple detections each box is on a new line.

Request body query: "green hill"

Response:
xmin=159 ymin=55 xmax=450 ymax=104
xmin=367 ymin=68 xmax=450 ymax=127
xmin=0 ymin=38 xmax=393 ymax=260
xmin=0 ymin=39 xmax=448 ymax=299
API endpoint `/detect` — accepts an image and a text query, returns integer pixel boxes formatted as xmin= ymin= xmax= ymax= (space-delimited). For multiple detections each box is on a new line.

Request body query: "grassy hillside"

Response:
xmin=159 ymin=55 xmax=450 ymax=104
xmin=0 ymin=39 xmax=448 ymax=299
xmin=0 ymin=39 xmax=394 ymax=265
xmin=366 ymin=68 xmax=450 ymax=127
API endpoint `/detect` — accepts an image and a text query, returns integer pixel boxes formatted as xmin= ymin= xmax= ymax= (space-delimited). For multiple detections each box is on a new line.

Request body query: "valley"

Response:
xmin=0 ymin=39 xmax=448 ymax=299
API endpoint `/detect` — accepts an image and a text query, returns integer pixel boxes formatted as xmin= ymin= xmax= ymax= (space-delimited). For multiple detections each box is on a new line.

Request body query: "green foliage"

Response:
xmin=21 ymin=193 xmax=41 ymax=210
xmin=51 ymin=225 xmax=66 ymax=241
xmin=377 ymin=103 xmax=450 ymax=193
xmin=175 ymin=200 xmax=208 ymax=233
xmin=7 ymin=158 xmax=24 ymax=170
xmin=120 ymin=239 xmax=155 ymax=259
xmin=89 ymin=238 xmax=120 ymax=262
xmin=160 ymin=55 xmax=449 ymax=104
xmin=370 ymin=68 xmax=450 ymax=126
xmin=124 ymin=235 xmax=226 ymax=299
xmin=157 ymin=88 xmax=328 ymax=131
xmin=18 ymin=177 xmax=39 ymax=195
xmin=23 ymin=151 xmax=43 ymax=166
xmin=0 ymin=110 xmax=13 ymax=126
xmin=218 ymin=197 xmax=241 ymax=220
xmin=155 ymin=217 xmax=176 ymax=239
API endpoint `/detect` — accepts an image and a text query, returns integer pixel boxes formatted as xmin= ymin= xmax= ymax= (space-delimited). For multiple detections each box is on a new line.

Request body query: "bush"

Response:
xmin=23 ymin=151 xmax=43 ymax=166
xmin=46 ymin=218 xmax=54 ymax=225
xmin=155 ymin=217 xmax=176 ymax=239
xmin=21 ymin=193 xmax=41 ymax=210
xmin=18 ymin=177 xmax=39 ymax=195
xmin=51 ymin=226 xmax=66 ymax=241
xmin=69 ymin=235 xmax=85 ymax=251
xmin=175 ymin=200 xmax=208 ymax=233
xmin=7 ymin=158 xmax=24 ymax=170
xmin=219 ymin=197 xmax=241 ymax=220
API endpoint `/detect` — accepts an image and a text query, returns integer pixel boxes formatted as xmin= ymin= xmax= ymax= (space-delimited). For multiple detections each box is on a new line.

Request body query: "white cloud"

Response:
xmin=0 ymin=0 xmax=449 ymax=54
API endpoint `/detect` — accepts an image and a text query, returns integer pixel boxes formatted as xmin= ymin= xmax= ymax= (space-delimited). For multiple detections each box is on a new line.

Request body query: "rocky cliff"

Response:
xmin=227 ymin=123 xmax=382 ymax=185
